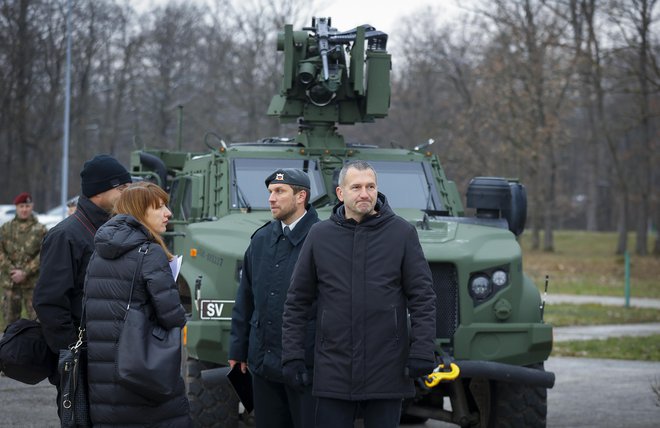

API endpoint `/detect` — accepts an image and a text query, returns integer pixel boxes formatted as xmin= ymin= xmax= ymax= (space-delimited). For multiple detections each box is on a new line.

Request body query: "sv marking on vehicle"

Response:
xmin=200 ymin=300 xmax=234 ymax=320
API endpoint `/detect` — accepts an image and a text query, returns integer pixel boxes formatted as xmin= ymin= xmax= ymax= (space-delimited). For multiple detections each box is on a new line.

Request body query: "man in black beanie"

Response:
xmin=33 ymin=154 xmax=131 ymax=421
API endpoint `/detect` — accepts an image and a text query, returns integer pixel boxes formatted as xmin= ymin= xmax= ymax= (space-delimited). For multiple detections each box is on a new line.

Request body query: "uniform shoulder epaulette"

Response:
xmin=250 ymin=220 xmax=273 ymax=239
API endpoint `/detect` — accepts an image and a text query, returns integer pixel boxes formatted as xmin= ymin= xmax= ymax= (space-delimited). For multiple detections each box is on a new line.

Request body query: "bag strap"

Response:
xmin=73 ymin=209 xmax=96 ymax=343
xmin=73 ymin=210 xmax=97 ymax=238
xmin=73 ymin=293 xmax=87 ymax=351
xmin=123 ymin=242 xmax=150 ymax=320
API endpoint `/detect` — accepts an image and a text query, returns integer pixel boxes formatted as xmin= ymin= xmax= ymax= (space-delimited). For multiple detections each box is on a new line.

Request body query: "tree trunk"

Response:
xmin=616 ymin=191 xmax=629 ymax=255
xmin=653 ymin=210 xmax=660 ymax=256
xmin=543 ymin=147 xmax=556 ymax=252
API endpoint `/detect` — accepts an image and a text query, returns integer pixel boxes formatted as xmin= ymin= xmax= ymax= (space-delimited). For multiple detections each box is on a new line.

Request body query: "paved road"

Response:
xmin=3 ymin=355 xmax=660 ymax=427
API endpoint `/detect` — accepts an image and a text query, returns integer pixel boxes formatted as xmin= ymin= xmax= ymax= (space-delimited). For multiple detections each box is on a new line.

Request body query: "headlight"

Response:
xmin=492 ymin=270 xmax=508 ymax=286
xmin=469 ymin=275 xmax=492 ymax=299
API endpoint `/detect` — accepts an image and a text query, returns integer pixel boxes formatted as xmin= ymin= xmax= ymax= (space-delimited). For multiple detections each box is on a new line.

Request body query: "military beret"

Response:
xmin=264 ymin=168 xmax=310 ymax=189
xmin=13 ymin=192 xmax=32 ymax=205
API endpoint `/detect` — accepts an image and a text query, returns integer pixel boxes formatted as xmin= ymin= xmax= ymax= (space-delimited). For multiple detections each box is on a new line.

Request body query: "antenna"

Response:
xmin=540 ymin=275 xmax=549 ymax=321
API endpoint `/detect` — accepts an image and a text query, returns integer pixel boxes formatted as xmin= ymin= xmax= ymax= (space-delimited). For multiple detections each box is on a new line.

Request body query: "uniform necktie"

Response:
xmin=283 ymin=226 xmax=291 ymax=237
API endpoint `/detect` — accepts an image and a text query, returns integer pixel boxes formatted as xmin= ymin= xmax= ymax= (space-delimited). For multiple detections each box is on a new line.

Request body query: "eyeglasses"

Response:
xmin=116 ymin=183 xmax=129 ymax=192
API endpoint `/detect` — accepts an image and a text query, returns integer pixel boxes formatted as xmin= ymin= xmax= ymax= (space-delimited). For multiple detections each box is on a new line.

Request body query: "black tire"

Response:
xmin=487 ymin=364 xmax=547 ymax=428
xmin=399 ymin=396 xmax=430 ymax=425
xmin=185 ymin=357 xmax=239 ymax=428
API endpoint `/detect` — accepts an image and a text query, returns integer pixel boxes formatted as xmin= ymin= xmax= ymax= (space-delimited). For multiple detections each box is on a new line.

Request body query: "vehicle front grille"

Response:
xmin=429 ymin=263 xmax=459 ymax=339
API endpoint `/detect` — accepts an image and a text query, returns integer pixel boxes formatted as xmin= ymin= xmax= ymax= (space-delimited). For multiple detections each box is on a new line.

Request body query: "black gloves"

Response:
xmin=406 ymin=358 xmax=436 ymax=378
xmin=282 ymin=359 xmax=310 ymax=391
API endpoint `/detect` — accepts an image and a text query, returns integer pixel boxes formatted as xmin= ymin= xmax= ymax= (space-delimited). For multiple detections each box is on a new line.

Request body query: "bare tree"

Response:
xmin=606 ymin=0 xmax=659 ymax=255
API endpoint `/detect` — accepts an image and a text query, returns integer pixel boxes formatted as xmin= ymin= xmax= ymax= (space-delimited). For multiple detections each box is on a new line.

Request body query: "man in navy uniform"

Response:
xmin=229 ymin=168 xmax=319 ymax=428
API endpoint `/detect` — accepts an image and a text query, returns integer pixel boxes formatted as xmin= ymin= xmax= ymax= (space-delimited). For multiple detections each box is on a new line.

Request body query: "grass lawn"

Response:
xmin=519 ymin=231 xmax=660 ymax=361
xmin=520 ymin=230 xmax=660 ymax=299
xmin=551 ymin=334 xmax=660 ymax=361
xmin=545 ymin=303 xmax=660 ymax=327
xmin=546 ymin=303 xmax=660 ymax=360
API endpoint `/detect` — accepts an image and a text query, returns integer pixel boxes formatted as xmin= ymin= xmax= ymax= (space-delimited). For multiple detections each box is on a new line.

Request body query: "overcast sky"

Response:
xmin=133 ymin=0 xmax=463 ymax=34
xmin=315 ymin=0 xmax=459 ymax=34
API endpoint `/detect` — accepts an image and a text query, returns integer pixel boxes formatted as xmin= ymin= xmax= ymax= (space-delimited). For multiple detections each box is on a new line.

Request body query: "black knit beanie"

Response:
xmin=80 ymin=154 xmax=132 ymax=197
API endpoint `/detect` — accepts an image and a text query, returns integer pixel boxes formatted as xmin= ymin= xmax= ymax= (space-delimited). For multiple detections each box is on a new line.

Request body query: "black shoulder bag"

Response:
xmin=58 ymin=307 xmax=91 ymax=427
xmin=115 ymin=242 xmax=182 ymax=403
xmin=0 ymin=319 xmax=56 ymax=384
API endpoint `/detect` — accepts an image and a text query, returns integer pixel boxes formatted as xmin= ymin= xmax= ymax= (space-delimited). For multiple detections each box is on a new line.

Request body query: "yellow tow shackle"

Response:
xmin=423 ymin=363 xmax=460 ymax=388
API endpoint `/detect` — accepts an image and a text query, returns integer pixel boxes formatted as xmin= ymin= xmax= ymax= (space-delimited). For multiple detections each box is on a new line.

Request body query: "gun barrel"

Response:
xmin=316 ymin=18 xmax=331 ymax=80
xmin=321 ymin=51 xmax=330 ymax=80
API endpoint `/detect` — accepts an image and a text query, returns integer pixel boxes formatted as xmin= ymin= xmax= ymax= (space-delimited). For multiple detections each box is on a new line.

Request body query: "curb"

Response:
xmin=544 ymin=294 xmax=660 ymax=309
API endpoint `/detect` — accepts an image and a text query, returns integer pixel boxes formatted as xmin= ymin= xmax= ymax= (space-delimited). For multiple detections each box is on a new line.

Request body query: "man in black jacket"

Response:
xmin=33 ymin=154 xmax=131 ymax=420
xmin=229 ymin=168 xmax=319 ymax=428
xmin=282 ymin=160 xmax=437 ymax=428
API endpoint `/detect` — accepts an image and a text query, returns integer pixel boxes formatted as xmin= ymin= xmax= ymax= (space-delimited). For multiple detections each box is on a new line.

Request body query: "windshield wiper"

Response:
xmin=235 ymin=181 xmax=252 ymax=213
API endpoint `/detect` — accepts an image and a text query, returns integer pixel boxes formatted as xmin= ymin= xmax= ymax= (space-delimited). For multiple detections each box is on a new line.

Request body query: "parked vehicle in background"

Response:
xmin=39 ymin=196 xmax=79 ymax=229
xmin=36 ymin=211 xmax=66 ymax=230
xmin=1 ymin=198 xmax=73 ymax=229
xmin=0 ymin=205 xmax=16 ymax=225
xmin=0 ymin=205 xmax=59 ymax=228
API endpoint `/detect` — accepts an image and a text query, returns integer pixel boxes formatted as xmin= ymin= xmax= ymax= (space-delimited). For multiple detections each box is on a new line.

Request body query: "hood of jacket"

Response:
xmin=330 ymin=192 xmax=395 ymax=228
xmin=94 ymin=214 xmax=151 ymax=260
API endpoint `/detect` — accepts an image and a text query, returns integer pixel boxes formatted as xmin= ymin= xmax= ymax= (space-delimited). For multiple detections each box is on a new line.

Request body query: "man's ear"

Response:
xmin=336 ymin=186 xmax=344 ymax=202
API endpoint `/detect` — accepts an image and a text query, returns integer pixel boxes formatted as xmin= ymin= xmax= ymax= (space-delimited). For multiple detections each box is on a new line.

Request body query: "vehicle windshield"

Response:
xmin=231 ymin=159 xmax=325 ymax=209
xmin=368 ymin=160 xmax=443 ymax=211
xmin=232 ymin=158 xmax=443 ymax=211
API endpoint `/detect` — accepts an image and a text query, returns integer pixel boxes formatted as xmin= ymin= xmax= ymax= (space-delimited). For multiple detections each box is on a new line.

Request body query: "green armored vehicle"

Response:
xmin=131 ymin=17 xmax=554 ymax=428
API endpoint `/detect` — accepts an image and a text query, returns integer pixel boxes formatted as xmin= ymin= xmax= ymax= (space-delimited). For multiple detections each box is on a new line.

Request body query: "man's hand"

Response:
xmin=10 ymin=269 xmax=26 ymax=284
xmin=406 ymin=358 xmax=436 ymax=378
xmin=282 ymin=359 xmax=310 ymax=391
xmin=228 ymin=359 xmax=248 ymax=374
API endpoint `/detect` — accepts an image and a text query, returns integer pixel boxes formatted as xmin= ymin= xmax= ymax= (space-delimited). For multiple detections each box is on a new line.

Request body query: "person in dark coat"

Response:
xmin=85 ymin=182 xmax=191 ymax=427
xmin=229 ymin=168 xmax=320 ymax=428
xmin=282 ymin=160 xmax=437 ymax=428
xmin=33 ymin=154 xmax=132 ymax=421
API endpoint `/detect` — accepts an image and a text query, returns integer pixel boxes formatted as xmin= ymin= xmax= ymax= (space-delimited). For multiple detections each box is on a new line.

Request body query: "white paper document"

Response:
xmin=169 ymin=255 xmax=183 ymax=280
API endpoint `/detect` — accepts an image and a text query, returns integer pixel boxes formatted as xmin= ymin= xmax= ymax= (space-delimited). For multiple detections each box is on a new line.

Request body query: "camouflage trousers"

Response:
xmin=2 ymin=285 xmax=36 ymax=324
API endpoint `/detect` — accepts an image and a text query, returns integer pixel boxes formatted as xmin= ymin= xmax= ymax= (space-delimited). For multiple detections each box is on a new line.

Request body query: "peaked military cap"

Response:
xmin=264 ymin=168 xmax=310 ymax=189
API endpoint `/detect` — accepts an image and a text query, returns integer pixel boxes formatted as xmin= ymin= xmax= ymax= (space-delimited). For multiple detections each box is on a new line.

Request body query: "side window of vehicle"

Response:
xmin=181 ymin=179 xmax=192 ymax=221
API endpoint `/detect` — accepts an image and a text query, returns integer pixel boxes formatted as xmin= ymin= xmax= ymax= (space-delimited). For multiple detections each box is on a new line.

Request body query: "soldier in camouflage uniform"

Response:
xmin=0 ymin=192 xmax=47 ymax=324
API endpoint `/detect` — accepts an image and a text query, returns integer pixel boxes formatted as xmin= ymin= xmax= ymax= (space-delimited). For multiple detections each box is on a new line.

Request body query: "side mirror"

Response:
xmin=502 ymin=181 xmax=527 ymax=236
xmin=466 ymin=177 xmax=527 ymax=236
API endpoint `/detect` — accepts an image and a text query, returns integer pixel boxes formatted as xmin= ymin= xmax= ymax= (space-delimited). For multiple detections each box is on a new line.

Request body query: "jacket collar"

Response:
xmin=75 ymin=195 xmax=111 ymax=231
xmin=269 ymin=204 xmax=319 ymax=246
xmin=331 ymin=192 xmax=393 ymax=227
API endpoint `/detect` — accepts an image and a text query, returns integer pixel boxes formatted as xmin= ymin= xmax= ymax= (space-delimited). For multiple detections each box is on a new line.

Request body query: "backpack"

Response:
xmin=0 ymin=319 xmax=57 ymax=384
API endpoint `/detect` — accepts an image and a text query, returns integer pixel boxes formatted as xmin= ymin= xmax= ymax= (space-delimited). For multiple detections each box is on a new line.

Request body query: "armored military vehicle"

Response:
xmin=131 ymin=17 xmax=554 ymax=428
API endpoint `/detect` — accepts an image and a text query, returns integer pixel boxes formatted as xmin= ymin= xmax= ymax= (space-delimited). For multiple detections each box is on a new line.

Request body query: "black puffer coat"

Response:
xmin=84 ymin=214 xmax=191 ymax=427
xmin=282 ymin=193 xmax=436 ymax=400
